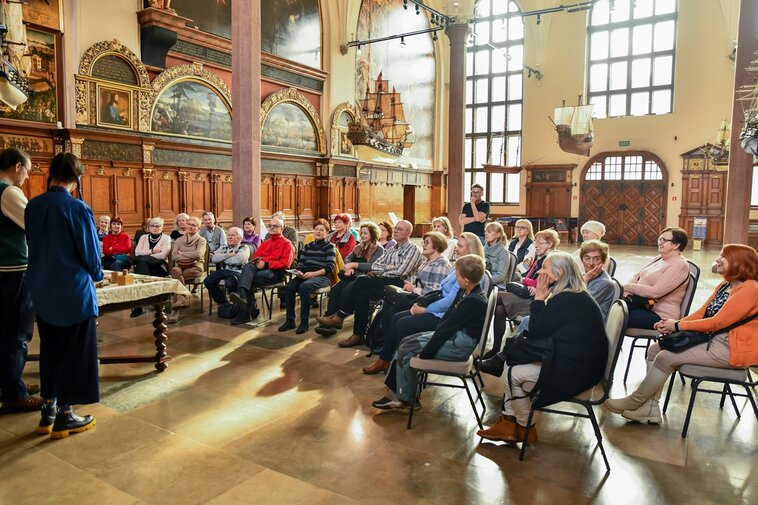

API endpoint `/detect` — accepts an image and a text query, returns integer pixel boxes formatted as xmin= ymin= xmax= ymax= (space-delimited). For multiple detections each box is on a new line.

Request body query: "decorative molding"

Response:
xmin=162 ymin=171 xmax=171 ymax=180
xmin=330 ymin=102 xmax=357 ymax=157
xmin=82 ymin=140 xmax=142 ymax=163
xmin=95 ymin=166 xmax=106 ymax=176
xmin=260 ymin=88 xmax=326 ymax=155
xmin=262 ymin=176 xmax=272 ymax=184
xmin=296 ymin=177 xmax=314 ymax=187
xmin=123 ymin=167 xmax=132 ymax=177
xmin=274 ymin=176 xmax=294 ymax=187
xmin=315 ymin=179 xmax=330 ymax=187
xmin=210 ymin=173 xmax=221 ymax=183
xmin=178 ymin=171 xmax=190 ymax=182
xmin=78 ymin=39 xmax=151 ymax=87
xmin=194 ymin=173 xmax=205 ymax=182
xmin=142 ymin=144 xmax=154 ymax=164
xmin=224 ymin=175 xmax=232 ymax=183
xmin=69 ymin=138 xmax=84 ymax=158
xmin=142 ymin=168 xmax=155 ymax=179
xmin=75 ymin=80 xmax=88 ymax=124
xmin=30 ymin=163 xmax=42 ymax=174
xmin=150 ymin=62 xmax=231 ymax=107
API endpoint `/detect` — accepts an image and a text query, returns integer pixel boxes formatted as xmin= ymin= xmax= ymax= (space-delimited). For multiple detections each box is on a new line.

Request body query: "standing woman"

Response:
xmin=378 ymin=221 xmax=397 ymax=250
xmin=25 ymin=153 xmax=101 ymax=438
xmin=330 ymin=213 xmax=357 ymax=260
xmin=508 ymin=219 xmax=536 ymax=279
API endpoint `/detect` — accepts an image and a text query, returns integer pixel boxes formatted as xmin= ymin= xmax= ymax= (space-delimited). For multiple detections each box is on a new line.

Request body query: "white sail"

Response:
xmin=553 ymin=107 xmax=574 ymax=126
xmin=570 ymin=104 xmax=594 ymax=135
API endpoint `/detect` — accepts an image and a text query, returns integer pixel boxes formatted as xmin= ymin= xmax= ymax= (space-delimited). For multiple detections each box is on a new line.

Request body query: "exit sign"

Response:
xmin=619 ymin=140 xmax=631 ymax=147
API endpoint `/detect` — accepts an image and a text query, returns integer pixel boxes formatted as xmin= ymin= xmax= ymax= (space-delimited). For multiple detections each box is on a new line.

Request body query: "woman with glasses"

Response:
xmin=508 ymin=219 xmax=535 ymax=280
xmin=486 ymin=229 xmax=559 ymax=359
xmin=133 ymin=217 xmax=171 ymax=278
xmin=624 ymin=227 xmax=690 ymax=330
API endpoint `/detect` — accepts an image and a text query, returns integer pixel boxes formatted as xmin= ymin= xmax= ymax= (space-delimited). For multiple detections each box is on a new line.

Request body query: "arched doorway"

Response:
xmin=579 ymin=151 xmax=668 ymax=245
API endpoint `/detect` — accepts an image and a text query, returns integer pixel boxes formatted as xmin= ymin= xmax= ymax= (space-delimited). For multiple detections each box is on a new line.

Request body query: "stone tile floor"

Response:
xmin=1 ymin=244 xmax=755 ymax=505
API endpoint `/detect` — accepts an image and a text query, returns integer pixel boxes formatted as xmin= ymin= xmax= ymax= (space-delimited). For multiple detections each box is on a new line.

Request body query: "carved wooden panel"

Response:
xmin=415 ymin=186 xmax=432 ymax=223
xmin=260 ymin=176 xmax=274 ymax=217
xmin=219 ymin=178 xmax=234 ymax=221
xmin=707 ymin=174 xmax=725 ymax=209
xmin=114 ymin=173 xmax=142 ymax=226
xmin=344 ymin=179 xmax=357 ymax=217
xmin=189 ymin=178 xmax=209 ymax=216
xmin=527 ymin=185 xmax=571 ymax=217
xmin=331 ymin=179 xmax=344 ymax=215
xmin=156 ymin=173 xmax=179 ymax=219
xmin=678 ymin=170 xmax=725 ymax=245
xmin=87 ymin=174 xmax=114 ymax=216
xmin=297 ymin=177 xmax=315 ymax=226
xmin=275 ymin=177 xmax=296 ymax=219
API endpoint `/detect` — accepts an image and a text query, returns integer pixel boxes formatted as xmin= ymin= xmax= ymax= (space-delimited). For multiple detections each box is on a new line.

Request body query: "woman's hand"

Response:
xmin=654 ymin=319 xmax=677 ymax=334
xmin=534 ymin=273 xmax=551 ymax=300
xmin=403 ymin=281 xmax=415 ymax=292
xmin=343 ymin=267 xmax=355 ymax=277
xmin=344 ymin=262 xmax=359 ymax=270
xmin=583 ymin=263 xmax=603 ymax=283
xmin=153 ymin=247 xmax=162 ymax=254
xmin=410 ymin=303 xmax=426 ymax=315
xmin=301 ymin=271 xmax=314 ymax=280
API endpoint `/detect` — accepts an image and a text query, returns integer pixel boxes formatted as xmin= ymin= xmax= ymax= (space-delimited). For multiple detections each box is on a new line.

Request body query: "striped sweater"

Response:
xmin=297 ymin=238 xmax=336 ymax=277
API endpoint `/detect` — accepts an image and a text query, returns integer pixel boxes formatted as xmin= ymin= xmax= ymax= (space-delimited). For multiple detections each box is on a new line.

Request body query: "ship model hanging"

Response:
xmin=0 ymin=1 xmax=32 ymax=110
xmin=550 ymin=96 xmax=594 ymax=156
xmin=348 ymin=72 xmax=414 ymax=159
xmin=738 ymin=55 xmax=758 ymax=158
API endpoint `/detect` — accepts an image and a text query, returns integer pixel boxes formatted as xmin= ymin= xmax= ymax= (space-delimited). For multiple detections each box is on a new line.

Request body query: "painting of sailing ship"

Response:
xmin=261 ymin=102 xmax=318 ymax=151
xmin=151 ymin=79 xmax=232 ymax=142
xmin=551 ymin=98 xmax=594 ymax=156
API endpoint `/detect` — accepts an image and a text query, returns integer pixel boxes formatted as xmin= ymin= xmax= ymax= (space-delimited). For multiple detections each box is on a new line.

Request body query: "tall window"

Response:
xmin=465 ymin=0 xmax=523 ymax=204
xmin=585 ymin=153 xmax=663 ymax=181
xmin=587 ymin=0 xmax=677 ymax=118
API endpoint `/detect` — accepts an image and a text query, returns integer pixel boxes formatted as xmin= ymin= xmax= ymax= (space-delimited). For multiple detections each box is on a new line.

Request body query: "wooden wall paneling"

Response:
xmin=274 ymin=176 xmax=296 ymax=222
xmin=331 ymin=178 xmax=344 ymax=216
xmin=296 ymin=176 xmax=316 ymax=227
xmin=113 ymin=166 xmax=143 ymax=228
xmin=356 ymin=180 xmax=369 ymax=221
xmin=187 ymin=171 xmax=210 ymax=217
xmin=344 ymin=178 xmax=357 ymax=217
xmin=415 ymin=186 xmax=432 ymax=223
xmin=141 ymin=168 xmax=155 ymax=222
xmin=85 ymin=166 xmax=115 ymax=218
xmin=707 ymin=173 xmax=725 ymax=209
xmin=260 ymin=176 xmax=274 ymax=218
xmin=155 ymin=169 xmax=180 ymax=221
xmin=218 ymin=173 xmax=234 ymax=224
xmin=24 ymin=162 xmax=48 ymax=201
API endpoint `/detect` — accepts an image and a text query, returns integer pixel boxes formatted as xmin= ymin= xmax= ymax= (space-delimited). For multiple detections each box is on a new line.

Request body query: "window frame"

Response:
xmin=581 ymin=150 xmax=668 ymax=184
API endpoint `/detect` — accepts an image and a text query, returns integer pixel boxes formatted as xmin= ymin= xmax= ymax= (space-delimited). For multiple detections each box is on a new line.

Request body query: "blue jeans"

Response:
xmin=628 ymin=308 xmax=661 ymax=329
xmin=0 ymin=272 xmax=34 ymax=402
xmin=284 ymin=275 xmax=330 ymax=321
xmin=386 ymin=330 xmax=478 ymax=403
xmin=103 ymin=254 xmax=131 ymax=272
xmin=204 ymin=269 xmax=241 ymax=304
xmin=379 ymin=310 xmax=441 ymax=361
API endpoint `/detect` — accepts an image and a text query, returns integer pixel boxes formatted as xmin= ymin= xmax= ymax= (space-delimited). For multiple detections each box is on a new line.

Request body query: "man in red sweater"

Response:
xmin=229 ymin=217 xmax=294 ymax=325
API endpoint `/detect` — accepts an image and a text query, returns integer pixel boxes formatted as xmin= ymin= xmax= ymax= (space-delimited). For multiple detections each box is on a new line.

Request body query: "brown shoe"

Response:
xmin=26 ymin=384 xmax=40 ymax=396
xmin=339 ymin=333 xmax=365 ymax=348
xmin=0 ymin=395 xmax=44 ymax=414
xmin=516 ymin=422 xmax=539 ymax=444
xmin=316 ymin=313 xmax=344 ymax=329
xmin=477 ymin=415 xmax=519 ymax=442
xmin=362 ymin=358 xmax=390 ymax=375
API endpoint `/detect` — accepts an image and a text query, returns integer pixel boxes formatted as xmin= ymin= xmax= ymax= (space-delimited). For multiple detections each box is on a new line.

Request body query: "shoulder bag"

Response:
xmin=657 ymin=310 xmax=758 ymax=353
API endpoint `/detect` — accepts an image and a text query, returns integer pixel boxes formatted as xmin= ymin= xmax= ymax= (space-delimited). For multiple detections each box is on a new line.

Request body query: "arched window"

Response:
xmin=587 ymin=0 xmax=677 ymax=118
xmin=584 ymin=153 xmax=664 ymax=181
xmin=466 ymin=1 xmax=523 ymax=204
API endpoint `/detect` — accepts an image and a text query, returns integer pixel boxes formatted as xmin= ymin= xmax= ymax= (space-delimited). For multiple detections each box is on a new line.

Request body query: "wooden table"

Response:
xmin=29 ymin=274 xmax=190 ymax=373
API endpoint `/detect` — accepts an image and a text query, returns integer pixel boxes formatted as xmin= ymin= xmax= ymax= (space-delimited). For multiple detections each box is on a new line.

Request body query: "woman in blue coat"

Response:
xmin=25 ymin=153 xmax=102 ymax=439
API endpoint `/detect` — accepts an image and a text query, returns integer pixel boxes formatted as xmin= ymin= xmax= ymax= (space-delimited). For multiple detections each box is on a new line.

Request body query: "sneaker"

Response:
xmin=50 ymin=410 xmax=96 ymax=439
xmin=130 ymin=307 xmax=144 ymax=318
xmin=372 ymin=396 xmax=406 ymax=410
xmin=36 ymin=403 xmax=57 ymax=435
xmin=229 ymin=291 xmax=247 ymax=304
xmin=0 ymin=395 xmax=44 ymax=414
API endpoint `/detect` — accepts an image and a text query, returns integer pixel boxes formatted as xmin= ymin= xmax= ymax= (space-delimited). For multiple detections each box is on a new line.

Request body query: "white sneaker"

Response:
xmin=622 ymin=399 xmax=662 ymax=424
xmin=172 ymin=295 xmax=189 ymax=310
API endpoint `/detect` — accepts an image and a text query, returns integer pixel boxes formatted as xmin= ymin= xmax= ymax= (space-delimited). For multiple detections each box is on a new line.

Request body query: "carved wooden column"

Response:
xmin=142 ymin=144 xmax=155 ymax=218
xmin=232 ymin=0 xmax=261 ymax=223
xmin=445 ymin=23 xmax=471 ymax=235
xmin=178 ymin=171 xmax=190 ymax=213
xmin=67 ymin=137 xmax=84 ymax=158
xmin=724 ymin=0 xmax=758 ymax=243
xmin=210 ymin=172 xmax=222 ymax=218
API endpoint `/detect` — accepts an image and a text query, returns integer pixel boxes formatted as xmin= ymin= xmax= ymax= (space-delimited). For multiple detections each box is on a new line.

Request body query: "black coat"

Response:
xmin=527 ymin=290 xmax=607 ymax=408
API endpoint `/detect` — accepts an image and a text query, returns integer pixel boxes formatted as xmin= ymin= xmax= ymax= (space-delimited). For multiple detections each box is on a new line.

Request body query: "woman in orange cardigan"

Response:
xmin=605 ymin=244 xmax=758 ymax=424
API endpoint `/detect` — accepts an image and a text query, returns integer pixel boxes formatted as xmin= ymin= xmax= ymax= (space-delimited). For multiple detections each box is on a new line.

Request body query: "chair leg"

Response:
xmin=623 ymin=337 xmax=637 ymax=385
xmin=681 ymin=378 xmax=702 ymax=438
xmin=662 ymin=371 xmax=677 ymax=414
xmin=407 ymin=373 xmax=421 ymax=430
xmin=724 ymin=384 xmax=741 ymax=418
xmin=518 ymin=406 xmax=537 ymax=461
xmin=199 ymin=286 xmax=204 ymax=313
xmin=745 ymin=384 xmax=758 ymax=418
xmin=472 ymin=372 xmax=487 ymax=413
xmin=679 ymin=371 xmax=686 ymax=385
xmin=462 ymin=377 xmax=483 ymax=429
xmin=585 ymin=404 xmax=610 ymax=473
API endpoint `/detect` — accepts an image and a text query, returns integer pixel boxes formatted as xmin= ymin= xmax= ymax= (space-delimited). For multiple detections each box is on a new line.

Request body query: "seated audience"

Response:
xmin=330 ymin=213 xmax=357 ymax=260
xmin=624 ymin=227 xmax=690 ymax=330
xmin=229 ymin=216 xmax=295 ymax=325
xmin=573 ymin=220 xmax=608 ymax=271
xmin=133 ymin=219 xmax=150 ymax=248
xmin=133 ymin=217 xmax=171 ymax=277
xmin=316 ymin=222 xmax=385 ymax=335
xmin=268 ymin=211 xmax=298 ymax=249
xmin=170 ymin=213 xmax=189 ymax=242
xmin=487 ymin=229 xmax=559 ymax=359
xmin=318 ymin=220 xmax=423 ymax=348
xmin=101 ymin=216 xmax=132 ymax=271
xmin=378 ymin=221 xmax=397 ymax=250
xmin=485 ymin=221 xmax=509 ymax=291
xmin=241 ymin=216 xmax=261 ymax=252
xmin=169 ymin=216 xmax=207 ymax=311
xmin=97 ymin=215 xmax=110 ymax=241
xmin=200 ymin=211 xmax=226 ymax=254
xmin=606 ymin=244 xmax=758 ymax=424
xmin=204 ymin=227 xmax=250 ymax=311
xmin=508 ymin=219 xmax=536 ymax=279
xmin=280 ymin=219 xmax=336 ymax=334
xmin=362 ymin=232 xmax=483 ymax=375
xmin=432 ymin=216 xmax=457 ymax=260
xmin=477 ymin=251 xmax=607 ymax=444
xmin=371 ymin=255 xmax=488 ymax=410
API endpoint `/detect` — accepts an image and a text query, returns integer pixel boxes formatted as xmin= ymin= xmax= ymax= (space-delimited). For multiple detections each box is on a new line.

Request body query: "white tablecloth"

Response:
xmin=97 ymin=272 xmax=190 ymax=307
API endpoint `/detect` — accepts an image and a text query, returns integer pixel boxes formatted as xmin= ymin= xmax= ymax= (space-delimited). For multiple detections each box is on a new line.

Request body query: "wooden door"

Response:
xmin=527 ymin=185 xmax=571 ymax=217
xmin=403 ymin=185 xmax=416 ymax=223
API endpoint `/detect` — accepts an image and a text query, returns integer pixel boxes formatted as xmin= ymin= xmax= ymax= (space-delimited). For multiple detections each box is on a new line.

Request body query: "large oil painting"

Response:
xmin=262 ymin=102 xmax=318 ymax=151
xmin=151 ymin=79 xmax=232 ymax=142
xmin=261 ymin=0 xmax=321 ymax=69
xmin=97 ymin=86 xmax=131 ymax=129
xmin=356 ymin=0 xmax=435 ymax=166
xmin=0 ymin=29 xmax=57 ymax=124
xmin=169 ymin=0 xmax=232 ymax=39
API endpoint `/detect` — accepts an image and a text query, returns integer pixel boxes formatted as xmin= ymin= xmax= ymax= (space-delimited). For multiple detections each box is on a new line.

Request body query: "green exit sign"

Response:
xmin=619 ymin=140 xmax=631 ymax=147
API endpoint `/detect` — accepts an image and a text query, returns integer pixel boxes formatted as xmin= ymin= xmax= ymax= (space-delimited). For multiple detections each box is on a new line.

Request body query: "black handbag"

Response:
xmin=415 ymin=289 xmax=443 ymax=308
xmin=657 ymin=310 xmax=758 ymax=353
xmin=503 ymin=330 xmax=553 ymax=366
xmin=505 ymin=282 xmax=532 ymax=299
xmin=383 ymin=285 xmax=418 ymax=312
xmin=624 ymin=294 xmax=655 ymax=311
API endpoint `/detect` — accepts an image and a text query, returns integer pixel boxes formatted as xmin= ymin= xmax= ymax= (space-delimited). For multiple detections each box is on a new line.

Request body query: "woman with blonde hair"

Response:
xmin=484 ymin=221 xmax=510 ymax=290
xmin=171 ymin=212 xmax=190 ymax=242
xmin=477 ymin=251 xmax=607 ymax=443
xmin=458 ymin=231 xmax=485 ymax=259
xmin=508 ymin=219 xmax=535 ymax=279
xmin=432 ymin=216 xmax=458 ymax=260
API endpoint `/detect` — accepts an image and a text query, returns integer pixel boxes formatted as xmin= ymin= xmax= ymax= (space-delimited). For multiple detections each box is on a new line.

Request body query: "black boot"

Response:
xmin=36 ymin=401 xmax=57 ymax=435
xmin=278 ymin=319 xmax=296 ymax=332
xmin=229 ymin=287 xmax=249 ymax=305
xmin=50 ymin=408 xmax=96 ymax=439
xmin=295 ymin=320 xmax=309 ymax=334
xmin=230 ymin=293 xmax=255 ymax=325
xmin=480 ymin=355 xmax=505 ymax=377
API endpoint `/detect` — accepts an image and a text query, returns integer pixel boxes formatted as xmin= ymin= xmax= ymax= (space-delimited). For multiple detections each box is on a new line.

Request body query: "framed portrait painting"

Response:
xmin=97 ymin=86 xmax=132 ymax=129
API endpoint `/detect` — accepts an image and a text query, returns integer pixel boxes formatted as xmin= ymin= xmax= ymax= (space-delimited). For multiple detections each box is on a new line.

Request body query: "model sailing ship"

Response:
xmin=738 ymin=55 xmax=758 ymax=157
xmin=0 ymin=1 xmax=32 ymax=109
xmin=348 ymin=72 xmax=414 ymax=159
xmin=550 ymin=97 xmax=594 ymax=156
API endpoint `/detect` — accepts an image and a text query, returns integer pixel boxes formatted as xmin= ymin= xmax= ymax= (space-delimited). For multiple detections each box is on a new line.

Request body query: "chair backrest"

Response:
xmin=504 ymin=251 xmax=518 ymax=284
xmin=680 ymin=260 xmax=701 ymax=317
xmin=475 ymin=288 xmax=499 ymax=359
xmin=610 ymin=277 xmax=623 ymax=301
xmin=603 ymin=299 xmax=629 ymax=388
xmin=479 ymin=270 xmax=493 ymax=296
xmin=605 ymin=256 xmax=617 ymax=277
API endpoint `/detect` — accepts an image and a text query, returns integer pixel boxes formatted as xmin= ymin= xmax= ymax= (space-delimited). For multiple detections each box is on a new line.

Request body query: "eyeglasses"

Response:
xmin=268 ymin=224 xmax=281 ymax=229
xmin=657 ymin=237 xmax=673 ymax=244
xmin=149 ymin=224 xmax=161 ymax=228
xmin=535 ymin=240 xmax=549 ymax=245
xmin=515 ymin=225 xmax=528 ymax=229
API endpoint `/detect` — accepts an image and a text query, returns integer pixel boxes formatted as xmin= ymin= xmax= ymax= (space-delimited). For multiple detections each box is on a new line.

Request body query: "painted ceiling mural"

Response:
xmin=356 ymin=0 xmax=436 ymax=166
xmin=261 ymin=0 xmax=321 ymax=69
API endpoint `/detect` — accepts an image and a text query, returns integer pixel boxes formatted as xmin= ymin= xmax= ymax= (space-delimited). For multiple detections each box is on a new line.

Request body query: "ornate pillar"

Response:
xmin=724 ymin=0 xmax=758 ymax=243
xmin=142 ymin=143 xmax=155 ymax=217
xmin=445 ymin=23 xmax=471 ymax=235
xmin=232 ymin=0 xmax=261 ymax=222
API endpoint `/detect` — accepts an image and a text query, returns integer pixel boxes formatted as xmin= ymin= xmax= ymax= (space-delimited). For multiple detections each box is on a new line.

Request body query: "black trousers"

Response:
xmin=37 ymin=316 xmax=99 ymax=406
xmin=340 ymin=275 xmax=403 ymax=335
xmin=0 ymin=271 xmax=34 ymax=402
xmin=325 ymin=272 xmax=357 ymax=316
xmin=133 ymin=256 xmax=168 ymax=277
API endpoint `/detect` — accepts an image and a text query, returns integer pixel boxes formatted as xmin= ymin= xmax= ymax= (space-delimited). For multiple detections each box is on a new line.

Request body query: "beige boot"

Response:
xmin=622 ymin=378 xmax=665 ymax=424
xmin=605 ymin=361 xmax=669 ymax=414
